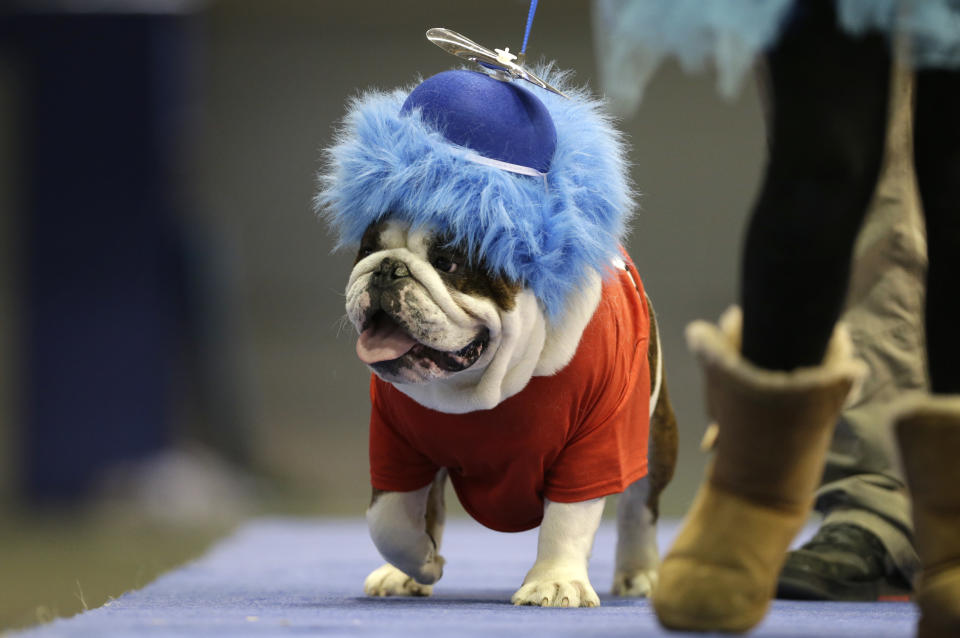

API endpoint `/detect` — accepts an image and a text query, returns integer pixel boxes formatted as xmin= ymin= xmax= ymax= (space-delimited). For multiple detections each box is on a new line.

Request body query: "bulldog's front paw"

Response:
xmin=364 ymin=563 xmax=433 ymax=597
xmin=612 ymin=567 xmax=658 ymax=597
xmin=511 ymin=566 xmax=600 ymax=608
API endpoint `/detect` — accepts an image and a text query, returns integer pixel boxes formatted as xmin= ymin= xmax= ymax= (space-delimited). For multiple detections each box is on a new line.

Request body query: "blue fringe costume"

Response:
xmin=595 ymin=0 xmax=960 ymax=111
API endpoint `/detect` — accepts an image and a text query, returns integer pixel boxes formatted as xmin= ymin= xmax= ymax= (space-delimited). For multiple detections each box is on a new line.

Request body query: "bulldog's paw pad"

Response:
xmin=364 ymin=563 xmax=433 ymax=597
xmin=512 ymin=578 xmax=600 ymax=608
xmin=612 ymin=567 xmax=658 ymax=597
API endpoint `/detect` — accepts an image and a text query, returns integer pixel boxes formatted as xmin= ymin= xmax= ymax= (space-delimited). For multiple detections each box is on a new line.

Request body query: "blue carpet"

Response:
xmin=14 ymin=518 xmax=918 ymax=637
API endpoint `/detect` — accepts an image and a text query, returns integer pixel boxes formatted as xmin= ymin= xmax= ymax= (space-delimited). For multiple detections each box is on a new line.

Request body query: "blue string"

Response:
xmin=520 ymin=0 xmax=538 ymax=55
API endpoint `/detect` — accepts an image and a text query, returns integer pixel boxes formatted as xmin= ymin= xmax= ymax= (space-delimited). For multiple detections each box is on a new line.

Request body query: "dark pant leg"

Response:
xmin=740 ymin=2 xmax=891 ymax=370
xmin=914 ymin=70 xmax=960 ymax=395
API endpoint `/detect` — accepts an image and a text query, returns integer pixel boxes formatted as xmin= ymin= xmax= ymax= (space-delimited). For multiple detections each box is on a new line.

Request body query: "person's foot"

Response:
xmin=777 ymin=523 xmax=912 ymax=601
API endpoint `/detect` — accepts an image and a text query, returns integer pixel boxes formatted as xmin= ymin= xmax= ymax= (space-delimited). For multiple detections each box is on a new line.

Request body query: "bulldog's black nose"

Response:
xmin=371 ymin=257 xmax=411 ymax=288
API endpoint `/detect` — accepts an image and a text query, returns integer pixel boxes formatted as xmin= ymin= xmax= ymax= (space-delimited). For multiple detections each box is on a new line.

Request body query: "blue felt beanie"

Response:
xmin=400 ymin=70 xmax=557 ymax=173
xmin=316 ymin=66 xmax=635 ymax=319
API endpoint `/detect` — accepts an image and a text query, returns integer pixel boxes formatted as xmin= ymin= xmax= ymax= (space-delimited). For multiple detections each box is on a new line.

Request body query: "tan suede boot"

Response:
xmin=652 ymin=307 xmax=866 ymax=632
xmin=893 ymin=396 xmax=960 ymax=638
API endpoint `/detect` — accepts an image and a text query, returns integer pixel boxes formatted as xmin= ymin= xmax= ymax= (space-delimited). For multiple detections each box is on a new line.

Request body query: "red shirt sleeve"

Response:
xmin=368 ymin=376 xmax=441 ymax=492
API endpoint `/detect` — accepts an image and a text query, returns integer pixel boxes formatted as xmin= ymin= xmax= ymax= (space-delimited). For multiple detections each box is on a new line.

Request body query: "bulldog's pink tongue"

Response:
xmin=356 ymin=315 xmax=418 ymax=364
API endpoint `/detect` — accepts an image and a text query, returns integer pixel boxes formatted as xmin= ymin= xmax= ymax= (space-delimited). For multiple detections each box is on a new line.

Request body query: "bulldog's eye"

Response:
xmin=432 ymin=255 xmax=459 ymax=274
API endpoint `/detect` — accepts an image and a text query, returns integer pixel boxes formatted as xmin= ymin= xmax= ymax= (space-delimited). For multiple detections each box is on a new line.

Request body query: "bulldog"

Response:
xmin=344 ymin=217 xmax=679 ymax=608
xmin=317 ymin=51 xmax=678 ymax=607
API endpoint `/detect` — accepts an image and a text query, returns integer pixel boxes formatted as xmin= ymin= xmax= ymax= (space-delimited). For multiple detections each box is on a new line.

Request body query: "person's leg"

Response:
xmin=779 ymin=65 xmax=924 ymax=601
xmin=894 ymin=402 xmax=960 ymax=638
xmin=739 ymin=5 xmax=891 ymax=370
xmin=652 ymin=3 xmax=890 ymax=631
xmin=915 ymin=72 xmax=960 ymax=396
xmin=896 ymin=67 xmax=960 ymax=638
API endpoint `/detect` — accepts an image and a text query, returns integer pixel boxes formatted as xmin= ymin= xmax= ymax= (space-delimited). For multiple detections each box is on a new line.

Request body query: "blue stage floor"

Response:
xmin=13 ymin=518 xmax=918 ymax=637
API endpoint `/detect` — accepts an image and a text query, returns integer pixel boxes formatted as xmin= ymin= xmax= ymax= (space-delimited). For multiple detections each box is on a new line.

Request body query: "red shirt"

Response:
xmin=368 ymin=258 xmax=651 ymax=533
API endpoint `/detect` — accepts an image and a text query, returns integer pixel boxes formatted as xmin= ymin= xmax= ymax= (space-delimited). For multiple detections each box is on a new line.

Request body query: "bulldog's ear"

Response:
xmin=355 ymin=221 xmax=386 ymax=264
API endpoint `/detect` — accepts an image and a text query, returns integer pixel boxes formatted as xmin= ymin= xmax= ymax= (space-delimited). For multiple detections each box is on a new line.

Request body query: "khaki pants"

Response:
xmin=819 ymin=66 xmax=927 ymax=584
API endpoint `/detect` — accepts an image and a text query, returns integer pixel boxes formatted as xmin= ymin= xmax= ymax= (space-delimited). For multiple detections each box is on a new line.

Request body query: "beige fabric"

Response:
xmin=656 ymin=481 xmax=812 ymax=632
xmin=654 ymin=311 xmax=862 ymax=632
xmin=817 ymin=65 xmax=927 ymax=583
xmin=893 ymin=397 xmax=960 ymax=638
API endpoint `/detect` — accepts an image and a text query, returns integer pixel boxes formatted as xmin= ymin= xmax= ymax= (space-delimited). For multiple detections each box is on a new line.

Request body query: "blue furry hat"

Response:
xmin=316 ymin=66 xmax=635 ymax=319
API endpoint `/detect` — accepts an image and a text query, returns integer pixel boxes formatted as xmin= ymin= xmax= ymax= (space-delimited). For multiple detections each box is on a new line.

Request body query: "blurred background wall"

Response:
xmin=0 ymin=0 xmax=764 ymax=521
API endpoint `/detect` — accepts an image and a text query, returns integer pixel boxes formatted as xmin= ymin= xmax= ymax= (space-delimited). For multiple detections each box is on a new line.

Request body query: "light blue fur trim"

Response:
xmin=315 ymin=67 xmax=635 ymax=320
xmin=595 ymin=0 xmax=960 ymax=112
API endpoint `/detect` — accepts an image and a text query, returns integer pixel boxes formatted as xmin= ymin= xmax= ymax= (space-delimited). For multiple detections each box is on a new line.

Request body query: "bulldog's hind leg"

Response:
xmin=364 ymin=469 xmax=447 ymax=597
xmin=613 ymin=300 xmax=679 ymax=597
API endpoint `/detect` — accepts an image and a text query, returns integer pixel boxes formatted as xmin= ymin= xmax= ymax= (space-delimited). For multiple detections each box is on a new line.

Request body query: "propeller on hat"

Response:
xmin=426 ymin=27 xmax=567 ymax=98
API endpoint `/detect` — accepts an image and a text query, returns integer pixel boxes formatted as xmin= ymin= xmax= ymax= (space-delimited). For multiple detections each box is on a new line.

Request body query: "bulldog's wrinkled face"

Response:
xmin=345 ymin=218 xmax=521 ymax=385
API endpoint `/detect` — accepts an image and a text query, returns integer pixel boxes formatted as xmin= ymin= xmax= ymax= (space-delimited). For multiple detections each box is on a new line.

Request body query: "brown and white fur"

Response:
xmin=346 ymin=218 xmax=678 ymax=607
